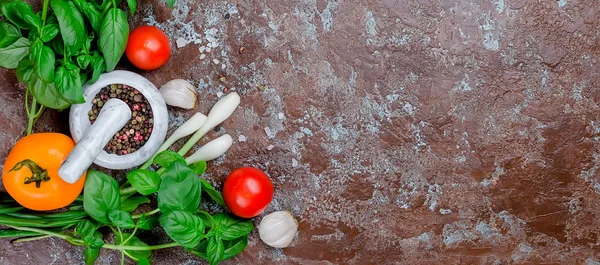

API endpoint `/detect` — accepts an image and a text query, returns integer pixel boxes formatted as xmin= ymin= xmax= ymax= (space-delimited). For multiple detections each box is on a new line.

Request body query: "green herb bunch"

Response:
xmin=0 ymin=0 xmax=175 ymax=135
xmin=0 ymin=150 xmax=253 ymax=265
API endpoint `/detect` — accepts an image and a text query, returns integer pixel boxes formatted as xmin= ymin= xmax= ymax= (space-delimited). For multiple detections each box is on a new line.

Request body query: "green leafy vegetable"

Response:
xmin=206 ymin=236 xmax=225 ymax=265
xmin=54 ymin=65 xmax=84 ymax=103
xmin=120 ymin=196 xmax=151 ymax=212
xmin=1 ymin=1 xmax=40 ymax=30
xmin=157 ymin=162 xmax=201 ymax=214
xmin=76 ymin=220 xmax=104 ymax=248
xmin=108 ymin=209 xmax=135 ymax=229
xmin=0 ymin=21 xmax=21 ymax=48
xmin=190 ymin=161 xmax=207 ymax=175
xmin=127 ymin=169 xmax=160 ymax=195
xmin=116 ymin=233 xmax=151 ymax=261
xmin=0 ymin=37 xmax=29 ymax=69
xmin=51 ymin=0 xmax=86 ymax=54
xmin=222 ymin=235 xmax=249 ymax=260
xmin=200 ymin=179 xmax=225 ymax=207
xmin=30 ymin=40 xmax=55 ymax=83
xmin=154 ymin=150 xmax=186 ymax=169
xmin=159 ymin=210 xmax=205 ymax=249
xmin=98 ymin=7 xmax=128 ymax=71
xmin=136 ymin=214 xmax=159 ymax=230
xmin=83 ymin=247 xmax=100 ymax=265
xmin=83 ymin=170 xmax=121 ymax=224
xmin=40 ymin=23 xmax=60 ymax=42
xmin=126 ymin=0 xmax=136 ymax=15
xmin=212 ymin=213 xmax=253 ymax=240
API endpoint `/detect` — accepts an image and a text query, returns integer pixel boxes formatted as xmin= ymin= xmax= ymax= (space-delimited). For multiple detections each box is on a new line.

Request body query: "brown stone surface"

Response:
xmin=2 ymin=0 xmax=600 ymax=264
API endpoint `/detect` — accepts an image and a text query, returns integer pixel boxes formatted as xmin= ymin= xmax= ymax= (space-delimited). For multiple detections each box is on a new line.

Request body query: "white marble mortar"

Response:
xmin=68 ymin=70 xmax=168 ymax=170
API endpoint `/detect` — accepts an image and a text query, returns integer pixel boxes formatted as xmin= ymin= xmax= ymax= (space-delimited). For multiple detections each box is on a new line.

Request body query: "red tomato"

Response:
xmin=125 ymin=26 xmax=171 ymax=70
xmin=223 ymin=167 xmax=274 ymax=218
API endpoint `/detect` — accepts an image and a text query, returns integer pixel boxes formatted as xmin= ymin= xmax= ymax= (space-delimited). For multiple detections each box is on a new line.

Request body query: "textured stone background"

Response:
xmin=2 ymin=0 xmax=600 ymax=264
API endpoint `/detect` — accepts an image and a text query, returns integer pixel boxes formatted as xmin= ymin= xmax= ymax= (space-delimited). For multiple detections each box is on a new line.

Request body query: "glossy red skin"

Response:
xmin=125 ymin=26 xmax=171 ymax=70
xmin=223 ymin=167 xmax=274 ymax=218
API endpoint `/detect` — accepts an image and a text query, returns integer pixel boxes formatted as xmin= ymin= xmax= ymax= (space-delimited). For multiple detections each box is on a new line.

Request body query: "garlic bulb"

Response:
xmin=159 ymin=79 xmax=197 ymax=109
xmin=258 ymin=211 xmax=298 ymax=248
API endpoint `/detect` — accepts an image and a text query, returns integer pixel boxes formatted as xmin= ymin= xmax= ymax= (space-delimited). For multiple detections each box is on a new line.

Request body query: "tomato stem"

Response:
xmin=9 ymin=159 xmax=50 ymax=188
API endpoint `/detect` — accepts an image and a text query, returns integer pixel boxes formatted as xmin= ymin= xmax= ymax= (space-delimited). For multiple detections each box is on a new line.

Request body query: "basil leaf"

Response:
xmin=190 ymin=161 xmax=207 ymax=175
xmin=90 ymin=51 xmax=105 ymax=83
xmin=127 ymin=169 xmax=160 ymax=196
xmin=159 ymin=210 xmax=204 ymax=249
xmin=54 ymin=65 xmax=84 ymax=103
xmin=0 ymin=21 xmax=21 ymax=48
xmin=206 ymin=236 xmax=225 ymax=265
xmin=51 ymin=0 xmax=86 ymax=54
xmin=136 ymin=214 xmax=159 ymax=230
xmin=137 ymin=258 xmax=150 ymax=265
xmin=115 ymin=233 xmax=151 ymax=260
xmin=99 ymin=7 xmax=128 ymax=71
xmin=108 ymin=209 xmax=135 ymax=228
xmin=154 ymin=150 xmax=186 ymax=169
xmin=200 ymin=179 xmax=225 ymax=207
xmin=40 ymin=23 xmax=59 ymax=42
xmin=76 ymin=54 xmax=91 ymax=69
xmin=1 ymin=1 xmax=41 ymax=30
xmin=212 ymin=213 xmax=253 ymax=240
xmin=190 ymin=239 xmax=208 ymax=259
xmin=83 ymin=170 xmax=121 ymax=224
xmin=28 ymin=74 xmax=71 ymax=110
xmin=76 ymin=220 xmax=104 ymax=248
xmin=157 ymin=162 xmax=202 ymax=214
xmin=222 ymin=235 xmax=248 ymax=260
xmin=126 ymin=0 xmax=136 ymax=15
xmin=0 ymin=37 xmax=29 ymax=69
xmin=83 ymin=247 xmax=100 ymax=265
xmin=74 ymin=0 xmax=102 ymax=33
xmin=197 ymin=210 xmax=214 ymax=228
xmin=165 ymin=0 xmax=176 ymax=9
xmin=120 ymin=196 xmax=150 ymax=212
xmin=30 ymin=40 xmax=55 ymax=83
xmin=50 ymin=34 xmax=64 ymax=55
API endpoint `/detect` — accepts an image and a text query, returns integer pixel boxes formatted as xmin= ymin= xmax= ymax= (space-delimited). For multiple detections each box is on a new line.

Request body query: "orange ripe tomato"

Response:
xmin=2 ymin=133 xmax=86 ymax=211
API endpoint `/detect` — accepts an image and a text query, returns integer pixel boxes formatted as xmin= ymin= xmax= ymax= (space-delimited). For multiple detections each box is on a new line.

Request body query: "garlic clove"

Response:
xmin=258 ymin=211 xmax=298 ymax=248
xmin=159 ymin=79 xmax=197 ymax=109
xmin=185 ymin=134 xmax=233 ymax=164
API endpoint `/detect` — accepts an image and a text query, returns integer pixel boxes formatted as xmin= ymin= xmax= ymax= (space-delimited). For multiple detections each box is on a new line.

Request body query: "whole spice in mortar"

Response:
xmin=88 ymin=84 xmax=154 ymax=155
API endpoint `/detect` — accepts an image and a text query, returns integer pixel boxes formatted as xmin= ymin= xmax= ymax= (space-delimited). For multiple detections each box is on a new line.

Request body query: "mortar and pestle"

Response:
xmin=58 ymin=71 xmax=169 ymax=184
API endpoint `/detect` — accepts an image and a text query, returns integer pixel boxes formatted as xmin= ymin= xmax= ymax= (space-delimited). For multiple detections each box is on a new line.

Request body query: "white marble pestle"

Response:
xmin=58 ymin=99 xmax=132 ymax=184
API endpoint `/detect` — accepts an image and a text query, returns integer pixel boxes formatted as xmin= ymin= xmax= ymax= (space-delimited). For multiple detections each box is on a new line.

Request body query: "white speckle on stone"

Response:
xmin=558 ymin=0 xmax=567 ymax=8
xmin=176 ymin=37 xmax=187 ymax=48
xmin=216 ymin=92 xmax=224 ymax=98
xmin=492 ymin=0 xmax=505 ymax=13
xmin=483 ymin=32 xmax=499 ymax=51
xmin=456 ymin=74 xmax=472 ymax=91
xmin=213 ymin=59 xmax=220 ymax=65
xmin=278 ymin=112 xmax=285 ymax=120
xmin=365 ymin=11 xmax=377 ymax=35
xmin=200 ymin=54 xmax=206 ymax=60
xmin=264 ymin=127 xmax=276 ymax=138
xmin=267 ymin=145 xmax=274 ymax=151
xmin=199 ymin=46 xmax=206 ymax=53
xmin=439 ymin=209 xmax=453 ymax=215
xmin=402 ymin=102 xmax=415 ymax=116
xmin=292 ymin=159 xmax=298 ymax=168
xmin=238 ymin=135 xmax=247 ymax=142
xmin=320 ymin=2 xmax=338 ymax=33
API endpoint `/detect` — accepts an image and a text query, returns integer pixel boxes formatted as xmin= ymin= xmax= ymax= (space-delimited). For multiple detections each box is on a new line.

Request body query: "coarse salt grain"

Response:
xmin=267 ymin=145 xmax=274 ymax=150
xmin=206 ymin=47 xmax=212 ymax=53
xmin=176 ymin=38 xmax=187 ymax=48
xmin=238 ymin=135 xmax=247 ymax=142
xmin=292 ymin=159 xmax=298 ymax=167
xmin=216 ymin=92 xmax=224 ymax=98
xmin=200 ymin=54 xmax=206 ymax=59
xmin=199 ymin=46 xmax=206 ymax=53
xmin=213 ymin=59 xmax=220 ymax=65
xmin=278 ymin=112 xmax=285 ymax=120
xmin=193 ymin=39 xmax=202 ymax=44
xmin=221 ymin=64 xmax=226 ymax=70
